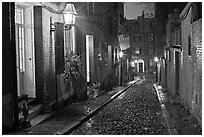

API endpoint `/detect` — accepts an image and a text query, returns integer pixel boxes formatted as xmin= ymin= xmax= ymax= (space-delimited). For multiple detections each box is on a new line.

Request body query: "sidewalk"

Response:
xmin=9 ymin=79 xmax=139 ymax=135
xmin=154 ymin=84 xmax=202 ymax=135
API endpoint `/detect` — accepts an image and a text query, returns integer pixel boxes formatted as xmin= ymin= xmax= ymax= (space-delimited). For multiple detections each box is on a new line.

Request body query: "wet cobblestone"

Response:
xmin=71 ymin=79 xmax=169 ymax=135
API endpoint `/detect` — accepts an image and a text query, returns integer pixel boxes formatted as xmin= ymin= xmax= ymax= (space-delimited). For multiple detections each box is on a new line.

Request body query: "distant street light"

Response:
xmin=119 ymin=51 xmax=124 ymax=86
xmin=154 ymin=57 xmax=159 ymax=62
xmin=119 ymin=51 xmax=124 ymax=58
xmin=154 ymin=57 xmax=159 ymax=82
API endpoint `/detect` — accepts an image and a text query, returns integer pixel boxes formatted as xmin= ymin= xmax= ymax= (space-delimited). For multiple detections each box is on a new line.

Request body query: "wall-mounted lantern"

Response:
xmin=50 ymin=3 xmax=77 ymax=31
xmin=119 ymin=51 xmax=124 ymax=58
xmin=154 ymin=56 xmax=159 ymax=82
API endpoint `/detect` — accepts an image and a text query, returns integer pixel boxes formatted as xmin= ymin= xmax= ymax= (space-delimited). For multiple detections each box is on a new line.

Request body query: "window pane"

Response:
xmin=15 ymin=8 xmax=24 ymax=24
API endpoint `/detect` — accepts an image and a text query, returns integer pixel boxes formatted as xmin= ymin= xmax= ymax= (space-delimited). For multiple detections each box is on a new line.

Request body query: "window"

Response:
xmin=109 ymin=16 xmax=112 ymax=35
xmin=150 ymin=21 xmax=155 ymax=30
xmin=149 ymin=46 xmax=154 ymax=54
xmin=148 ymin=33 xmax=154 ymax=41
xmin=172 ymin=29 xmax=181 ymax=45
xmin=135 ymin=47 xmax=141 ymax=55
xmin=15 ymin=7 xmax=25 ymax=72
xmin=188 ymin=35 xmax=192 ymax=56
xmin=133 ymin=34 xmax=141 ymax=42
xmin=87 ymin=2 xmax=95 ymax=22
xmin=135 ymin=21 xmax=140 ymax=31
xmin=120 ymin=13 xmax=124 ymax=25
xmin=167 ymin=50 xmax=171 ymax=62
xmin=172 ymin=32 xmax=176 ymax=45
xmin=192 ymin=2 xmax=202 ymax=22
xmin=177 ymin=30 xmax=181 ymax=45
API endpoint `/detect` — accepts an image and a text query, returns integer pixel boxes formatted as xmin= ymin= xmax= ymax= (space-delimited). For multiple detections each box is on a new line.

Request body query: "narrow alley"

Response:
xmin=2 ymin=2 xmax=202 ymax=135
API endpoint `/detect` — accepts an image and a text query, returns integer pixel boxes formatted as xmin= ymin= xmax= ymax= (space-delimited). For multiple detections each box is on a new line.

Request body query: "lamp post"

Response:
xmin=154 ymin=57 xmax=159 ymax=83
xmin=49 ymin=3 xmax=77 ymax=110
xmin=119 ymin=51 xmax=124 ymax=86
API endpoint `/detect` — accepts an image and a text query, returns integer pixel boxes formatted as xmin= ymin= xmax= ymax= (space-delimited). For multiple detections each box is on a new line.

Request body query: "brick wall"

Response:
xmin=166 ymin=49 xmax=176 ymax=94
xmin=192 ymin=19 xmax=202 ymax=125
xmin=34 ymin=6 xmax=45 ymax=103
xmin=34 ymin=5 xmax=73 ymax=106
xmin=180 ymin=6 xmax=193 ymax=108
xmin=160 ymin=59 xmax=167 ymax=87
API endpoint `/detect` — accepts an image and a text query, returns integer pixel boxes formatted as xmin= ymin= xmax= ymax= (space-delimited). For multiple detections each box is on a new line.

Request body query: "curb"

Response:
xmin=55 ymin=80 xmax=139 ymax=135
xmin=153 ymin=84 xmax=178 ymax=135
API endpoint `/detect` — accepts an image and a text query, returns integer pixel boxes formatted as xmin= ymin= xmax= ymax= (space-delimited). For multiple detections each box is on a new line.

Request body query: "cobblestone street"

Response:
xmin=71 ymin=78 xmax=169 ymax=135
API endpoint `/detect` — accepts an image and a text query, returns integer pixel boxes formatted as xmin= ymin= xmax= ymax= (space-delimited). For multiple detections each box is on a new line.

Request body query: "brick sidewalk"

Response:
xmin=154 ymin=84 xmax=202 ymax=135
xmin=8 ymin=80 xmax=138 ymax=135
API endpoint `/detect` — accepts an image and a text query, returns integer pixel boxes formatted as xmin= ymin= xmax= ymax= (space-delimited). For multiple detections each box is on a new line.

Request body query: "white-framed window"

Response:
xmin=133 ymin=34 xmax=141 ymax=42
xmin=148 ymin=33 xmax=154 ymax=41
xmin=15 ymin=7 xmax=25 ymax=72
xmin=135 ymin=47 xmax=141 ymax=55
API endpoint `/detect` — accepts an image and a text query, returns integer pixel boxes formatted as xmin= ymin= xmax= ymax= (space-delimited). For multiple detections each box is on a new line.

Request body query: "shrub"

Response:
xmin=63 ymin=53 xmax=87 ymax=101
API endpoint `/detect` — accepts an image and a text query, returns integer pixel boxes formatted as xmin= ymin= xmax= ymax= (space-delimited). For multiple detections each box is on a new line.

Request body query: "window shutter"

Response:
xmin=55 ymin=22 xmax=64 ymax=75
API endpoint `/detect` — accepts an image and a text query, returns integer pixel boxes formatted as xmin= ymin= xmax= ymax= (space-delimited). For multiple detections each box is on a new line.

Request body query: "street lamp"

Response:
xmin=119 ymin=51 xmax=124 ymax=86
xmin=154 ymin=57 xmax=159 ymax=82
xmin=49 ymin=3 xmax=77 ymax=110
xmin=50 ymin=3 xmax=77 ymax=31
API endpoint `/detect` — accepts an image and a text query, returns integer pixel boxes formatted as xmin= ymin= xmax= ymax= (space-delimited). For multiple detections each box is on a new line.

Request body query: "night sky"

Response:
xmin=124 ymin=2 xmax=154 ymax=19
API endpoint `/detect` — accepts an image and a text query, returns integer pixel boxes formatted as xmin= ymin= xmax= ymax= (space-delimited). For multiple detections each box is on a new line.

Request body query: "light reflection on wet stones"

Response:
xmin=71 ymin=80 xmax=168 ymax=135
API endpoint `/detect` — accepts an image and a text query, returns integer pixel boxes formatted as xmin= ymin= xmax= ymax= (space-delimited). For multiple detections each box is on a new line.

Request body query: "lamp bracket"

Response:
xmin=50 ymin=23 xmax=73 ymax=32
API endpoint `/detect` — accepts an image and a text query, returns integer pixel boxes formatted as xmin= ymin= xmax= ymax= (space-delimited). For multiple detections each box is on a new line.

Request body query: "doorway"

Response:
xmin=15 ymin=6 xmax=36 ymax=99
xmin=139 ymin=63 xmax=143 ymax=73
xmin=137 ymin=59 xmax=144 ymax=73
xmin=175 ymin=51 xmax=180 ymax=95
xmin=86 ymin=35 xmax=94 ymax=82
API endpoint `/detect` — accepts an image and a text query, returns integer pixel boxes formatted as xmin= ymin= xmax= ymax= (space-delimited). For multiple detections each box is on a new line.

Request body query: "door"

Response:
xmin=175 ymin=51 xmax=179 ymax=95
xmin=139 ymin=63 xmax=143 ymax=73
xmin=25 ymin=7 xmax=36 ymax=98
xmin=86 ymin=35 xmax=94 ymax=82
xmin=15 ymin=6 xmax=36 ymax=98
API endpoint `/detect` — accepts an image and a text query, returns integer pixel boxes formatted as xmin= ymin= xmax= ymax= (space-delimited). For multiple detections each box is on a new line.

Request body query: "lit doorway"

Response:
xmin=15 ymin=5 xmax=36 ymax=98
xmin=86 ymin=35 xmax=94 ymax=82
xmin=137 ymin=59 xmax=144 ymax=73
xmin=139 ymin=63 xmax=143 ymax=73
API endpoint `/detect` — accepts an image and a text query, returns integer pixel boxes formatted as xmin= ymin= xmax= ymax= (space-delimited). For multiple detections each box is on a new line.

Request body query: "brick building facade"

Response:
xmin=180 ymin=2 xmax=202 ymax=126
xmin=158 ymin=2 xmax=202 ymax=126
xmin=165 ymin=12 xmax=181 ymax=95
xmin=2 ymin=2 xmax=125 ymax=133
xmin=75 ymin=2 xmax=125 ymax=86
xmin=125 ymin=12 xmax=156 ymax=74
